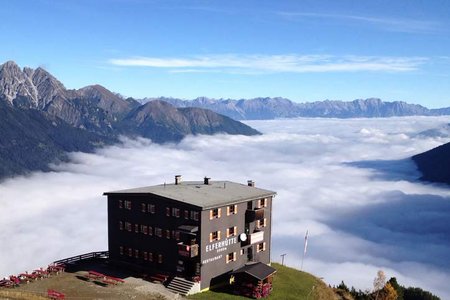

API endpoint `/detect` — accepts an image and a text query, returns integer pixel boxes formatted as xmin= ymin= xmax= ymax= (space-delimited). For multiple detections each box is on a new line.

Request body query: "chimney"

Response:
xmin=175 ymin=175 xmax=182 ymax=185
xmin=204 ymin=177 xmax=210 ymax=185
xmin=247 ymin=180 xmax=255 ymax=187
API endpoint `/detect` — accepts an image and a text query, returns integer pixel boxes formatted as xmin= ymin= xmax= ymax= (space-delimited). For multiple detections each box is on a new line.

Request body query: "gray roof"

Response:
xmin=232 ymin=262 xmax=277 ymax=280
xmin=104 ymin=181 xmax=276 ymax=209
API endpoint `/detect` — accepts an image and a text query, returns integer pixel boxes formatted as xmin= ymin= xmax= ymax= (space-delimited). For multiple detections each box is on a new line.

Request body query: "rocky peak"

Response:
xmin=0 ymin=61 xmax=22 ymax=74
xmin=0 ymin=61 xmax=38 ymax=106
xmin=30 ymin=67 xmax=68 ymax=108
xmin=78 ymin=84 xmax=136 ymax=118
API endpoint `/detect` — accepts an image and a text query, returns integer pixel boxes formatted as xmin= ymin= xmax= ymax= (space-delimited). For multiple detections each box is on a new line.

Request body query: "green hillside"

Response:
xmin=189 ymin=263 xmax=338 ymax=300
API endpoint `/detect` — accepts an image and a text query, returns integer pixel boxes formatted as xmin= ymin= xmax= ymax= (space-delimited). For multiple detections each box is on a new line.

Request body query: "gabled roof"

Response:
xmin=104 ymin=180 xmax=276 ymax=209
xmin=232 ymin=262 xmax=277 ymax=281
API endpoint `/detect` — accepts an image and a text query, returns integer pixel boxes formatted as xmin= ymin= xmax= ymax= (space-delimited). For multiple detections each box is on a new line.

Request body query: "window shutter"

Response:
xmin=226 ymin=228 xmax=230 ymax=237
xmin=209 ymin=232 xmax=213 ymax=242
xmin=227 ymin=206 xmax=230 ymax=216
xmin=218 ymin=230 xmax=221 ymax=240
xmin=209 ymin=210 xmax=213 ymax=220
xmin=218 ymin=208 xmax=222 ymax=218
xmin=235 ymin=205 xmax=238 ymax=214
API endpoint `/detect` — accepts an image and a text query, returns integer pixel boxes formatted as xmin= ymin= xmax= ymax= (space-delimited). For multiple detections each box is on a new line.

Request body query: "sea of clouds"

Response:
xmin=1 ymin=116 xmax=450 ymax=298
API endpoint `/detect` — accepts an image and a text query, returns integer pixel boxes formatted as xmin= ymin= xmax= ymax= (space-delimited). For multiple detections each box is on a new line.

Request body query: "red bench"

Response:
xmin=102 ymin=276 xmax=124 ymax=285
xmin=47 ymin=289 xmax=65 ymax=300
xmin=0 ymin=279 xmax=15 ymax=288
xmin=87 ymin=270 xmax=105 ymax=280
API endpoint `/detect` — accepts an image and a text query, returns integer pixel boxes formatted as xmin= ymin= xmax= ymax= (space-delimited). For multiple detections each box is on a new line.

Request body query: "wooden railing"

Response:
xmin=53 ymin=251 xmax=109 ymax=265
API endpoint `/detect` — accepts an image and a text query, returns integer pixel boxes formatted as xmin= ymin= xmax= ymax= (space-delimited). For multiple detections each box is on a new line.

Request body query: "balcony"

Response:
xmin=245 ymin=208 xmax=265 ymax=223
xmin=178 ymin=243 xmax=199 ymax=258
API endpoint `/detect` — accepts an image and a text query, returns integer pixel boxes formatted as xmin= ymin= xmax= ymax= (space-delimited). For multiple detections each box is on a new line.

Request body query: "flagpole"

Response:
xmin=301 ymin=230 xmax=308 ymax=270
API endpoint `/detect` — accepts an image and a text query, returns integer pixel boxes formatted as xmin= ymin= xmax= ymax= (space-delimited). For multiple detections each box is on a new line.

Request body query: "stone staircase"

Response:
xmin=165 ymin=277 xmax=199 ymax=296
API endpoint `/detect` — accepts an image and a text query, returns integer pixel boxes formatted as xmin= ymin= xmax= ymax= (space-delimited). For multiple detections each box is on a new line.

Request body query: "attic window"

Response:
xmin=210 ymin=208 xmax=221 ymax=219
xmin=258 ymin=198 xmax=267 ymax=208
xmin=148 ymin=204 xmax=156 ymax=214
xmin=227 ymin=204 xmax=237 ymax=215
xmin=125 ymin=200 xmax=132 ymax=210
xmin=172 ymin=207 xmax=180 ymax=218
xmin=190 ymin=211 xmax=199 ymax=221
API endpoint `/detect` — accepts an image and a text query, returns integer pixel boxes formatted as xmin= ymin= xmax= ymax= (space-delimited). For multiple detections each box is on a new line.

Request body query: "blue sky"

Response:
xmin=1 ymin=0 xmax=450 ymax=107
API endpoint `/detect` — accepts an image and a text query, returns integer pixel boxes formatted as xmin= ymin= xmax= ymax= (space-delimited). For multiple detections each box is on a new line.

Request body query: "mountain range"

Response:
xmin=2 ymin=60 xmax=449 ymax=182
xmin=140 ymin=96 xmax=450 ymax=120
xmin=0 ymin=61 xmax=259 ymax=178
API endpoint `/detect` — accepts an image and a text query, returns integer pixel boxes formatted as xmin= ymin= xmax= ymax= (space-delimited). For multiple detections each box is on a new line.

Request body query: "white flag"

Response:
xmin=303 ymin=230 xmax=309 ymax=255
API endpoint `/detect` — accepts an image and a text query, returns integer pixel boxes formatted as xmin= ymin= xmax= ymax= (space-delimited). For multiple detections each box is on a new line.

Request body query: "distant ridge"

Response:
xmin=140 ymin=96 xmax=450 ymax=120
xmin=412 ymin=141 xmax=450 ymax=185
xmin=0 ymin=61 xmax=259 ymax=178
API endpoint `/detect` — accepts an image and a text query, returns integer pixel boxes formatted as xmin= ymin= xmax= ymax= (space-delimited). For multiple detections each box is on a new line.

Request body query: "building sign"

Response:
xmin=202 ymin=254 xmax=223 ymax=265
xmin=205 ymin=236 xmax=238 ymax=253
xmin=250 ymin=231 xmax=264 ymax=245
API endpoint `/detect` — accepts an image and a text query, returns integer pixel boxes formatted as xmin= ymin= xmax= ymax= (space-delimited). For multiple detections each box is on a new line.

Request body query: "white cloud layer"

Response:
xmin=1 ymin=116 xmax=450 ymax=298
xmin=109 ymin=54 xmax=426 ymax=73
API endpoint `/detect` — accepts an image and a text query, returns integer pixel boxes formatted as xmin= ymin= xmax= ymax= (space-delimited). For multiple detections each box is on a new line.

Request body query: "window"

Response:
xmin=148 ymin=226 xmax=153 ymax=236
xmin=227 ymin=226 xmax=237 ymax=237
xmin=119 ymin=221 xmax=123 ymax=231
xmin=247 ymin=201 xmax=253 ymax=210
xmin=257 ymin=218 xmax=267 ymax=229
xmin=172 ymin=208 xmax=180 ymax=218
xmin=184 ymin=210 xmax=189 ymax=219
xmin=210 ymin=208 xmax=221 ymax=219
xmin=119 ymin=200 xmax=123 ymax=209
xmin=148 ymin=204 xmax=155 ymax=214
xmin=257 ymin=242 xmax=266 ymax=253
xmin=141 ymin=203 xmax=146 ymax=213
xmin=165 ymin=229 xmax=171 ymax=239
xmin=258 ymin=198 xmax=267 ymax=208
xmin=135 ymin=249 xmax=139 ymax=258
xmin=172 ymin=230 xmax=180 ymax=241
xmin=227 ymin=204 xmax=237 ymax=215
xmin=125 ymin=222 xmax=132 ymax=232
xmin=226 ymin=252 xmax=236 ymax=263
xmin=135 ymin=224 xmax=139 ymax=233
xmin=155 ymin=227 xmax=162 ymax=237
xmin=125 ymin=200 xmax=132 ymax=210
xmin=128 ymin=248 xmax=132 ymax=257
xmin=158 ymin=254 xmax=163 ymax=264
xmin=166 ymin=207 xmax=170 ymax=216
xmin=143 ymin=251 xmax=148 ymax=261
xmin=240 ymin=249 xmax=245 ymax=255
xmin=190 ymin=211 xmax=199 ymax=221
xmin=149 ymin=252 xmax=153 ymax=262
xmin=209 ymin=230 xmax=221 ymax=242
xmin=141 ymin=225 xmax=148 ymax=235
xmin=119 ymin=246 xmax=124 ymax=255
